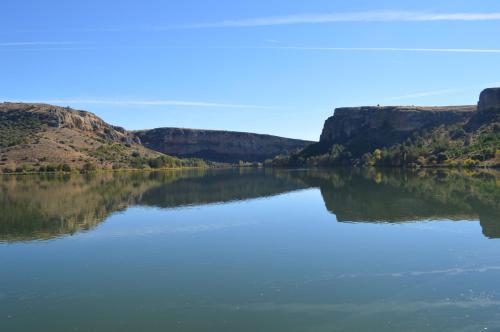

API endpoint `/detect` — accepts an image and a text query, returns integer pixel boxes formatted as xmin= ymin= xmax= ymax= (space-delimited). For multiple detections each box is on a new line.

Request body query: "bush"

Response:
xmin=463 ymin=159 xmax=479 ymax=167
xmin=436 ymin=152 xmax=448 ymax=164
xmin=2 ymin=167 xmax=14 ymax=173
xmin=61 ymin=163 xmax=72 ymax=172
xmin=81 ymin=162 xmax=97 ymax=173
xmin=148 ymin=158 xmax=163 ymax=169
xmin=45 ymin=164 xmax=57 ymax=172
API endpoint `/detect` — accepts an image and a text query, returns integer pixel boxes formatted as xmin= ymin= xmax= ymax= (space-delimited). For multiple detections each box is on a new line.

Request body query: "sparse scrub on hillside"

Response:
xmin=0 ymin=111 xmax=43 ymax=148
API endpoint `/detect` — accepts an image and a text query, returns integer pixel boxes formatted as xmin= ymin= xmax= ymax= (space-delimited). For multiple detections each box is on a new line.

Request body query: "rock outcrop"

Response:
xmin=135 ymin=128 xmax=314 ymax=163
xmin=318 ymin=105 xmax=475 ymax=156
xmin=478 ymin=87 xmax=500 ymax=112
xmin=0 ymin=103 xmax=138 ymax=144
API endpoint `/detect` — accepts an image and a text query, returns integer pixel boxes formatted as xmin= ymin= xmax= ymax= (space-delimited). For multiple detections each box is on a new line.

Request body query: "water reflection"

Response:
xmin=301 ymin=168 xmax=500 ymax=238
xmin=0 ymin=168 xmax=498 ymax=241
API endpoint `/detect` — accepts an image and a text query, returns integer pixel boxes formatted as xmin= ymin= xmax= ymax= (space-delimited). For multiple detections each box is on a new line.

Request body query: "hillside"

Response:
xmin=0 ymin=103 xmax=204 ymax=172
xmin=270 ymin=87 xmax=500 ymax=168
xmin=135 ymin=127 xmax=314 ymax=163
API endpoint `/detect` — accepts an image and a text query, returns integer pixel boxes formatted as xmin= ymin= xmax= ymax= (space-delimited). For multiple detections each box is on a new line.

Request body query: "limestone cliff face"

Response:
xmin=0 ymin=103 xmax=138 ymax=144
xmin=466 ymin=87 xmax=500 ymax=130
xmin=318 ymin=105 xmax=476 ymax=155
xmin=135 ymin=128 xmax=314 ymax=163
xmin=478 ymin=87 xmax=500 ymax=112
xmin=320 ymin=106 xmax=475 ymax=143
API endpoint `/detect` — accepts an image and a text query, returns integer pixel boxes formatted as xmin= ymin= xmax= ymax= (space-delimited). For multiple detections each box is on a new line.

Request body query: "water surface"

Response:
xmin=1 ymin=168 xmax=499 ymax=331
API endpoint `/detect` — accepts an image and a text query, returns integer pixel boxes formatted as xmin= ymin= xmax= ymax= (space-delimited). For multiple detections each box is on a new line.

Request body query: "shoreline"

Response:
xmin=2 ymin=163 xmax=499 ymax=176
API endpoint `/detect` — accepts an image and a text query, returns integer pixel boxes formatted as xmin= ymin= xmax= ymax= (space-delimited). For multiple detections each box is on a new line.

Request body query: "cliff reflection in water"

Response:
xmin=304 ymin=168 xmax=500 ymax=238
xmin=0 ymin=169 xmax=308 ymax=242
xmin=0 ymin=168 xmax=499 ymax=242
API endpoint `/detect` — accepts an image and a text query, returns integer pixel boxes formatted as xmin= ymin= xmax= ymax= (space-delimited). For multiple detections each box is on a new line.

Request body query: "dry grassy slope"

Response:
xmin=0 ymin=103 xmax=162 ymax=169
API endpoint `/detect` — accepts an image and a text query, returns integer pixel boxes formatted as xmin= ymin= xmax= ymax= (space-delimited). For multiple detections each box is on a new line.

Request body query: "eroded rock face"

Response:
xmin=478 ymin=88 xmax=500 ymax=112
xmin=0 ymin=103 xmax=138 ymax=144
xmin=318 ymin=105 xmax=476 ymax=155
xmin=135 ymin=128 xmax=314 ymax=163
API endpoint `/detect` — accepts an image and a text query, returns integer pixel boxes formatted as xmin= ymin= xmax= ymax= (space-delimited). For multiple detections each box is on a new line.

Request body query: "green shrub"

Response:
xmin=61 ymin=163 xmax=72 ymax=172
xmin=81 ymin=162 xmax=97 ymax=173
xmin=2 ymin=167 xmax=14 ymax=173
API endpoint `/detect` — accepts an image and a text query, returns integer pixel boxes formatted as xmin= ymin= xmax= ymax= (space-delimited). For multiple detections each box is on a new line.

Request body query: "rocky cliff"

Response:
xmin=466 ymin=87 xmax=500 ymax=130
xmin=478 ymin=87 xmax=500 ymax=112
xmin=319 ymin=105 xmax=476 ymax=155
xmin=319 ymin=87 xmax=500 ymax=153
xmin=135 ymin=128 xmax=314 ymax=163
xmin=0 ymin=103 xmax=159 ymax=169
xmin=0 ymin=103 xmax=138 ymax=144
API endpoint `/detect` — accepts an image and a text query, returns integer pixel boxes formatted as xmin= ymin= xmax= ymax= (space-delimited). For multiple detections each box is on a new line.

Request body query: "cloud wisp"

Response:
xmin=382 ymin=81 xmax=500 ymax=102
xmin=0 ymin=41 xmax=96 ymax=52
xmin=3 ymin=44 xmax=500 ymax=54
xmin=6 ymin=98 xmax=270 ymax=109
xmin=172 ymin=11 xmax=500 ymax=29
xmin=383 ymin=88 xmax=465 ymax=101
xmin=261 ymin=46 xmax=500 ymax=54
xmin=0 ymin=41 xmax=81 ymax=47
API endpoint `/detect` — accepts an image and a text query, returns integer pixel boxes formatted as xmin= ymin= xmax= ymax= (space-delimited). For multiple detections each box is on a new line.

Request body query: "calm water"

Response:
xmin=1 ymin=168 xmax=499 ymax=332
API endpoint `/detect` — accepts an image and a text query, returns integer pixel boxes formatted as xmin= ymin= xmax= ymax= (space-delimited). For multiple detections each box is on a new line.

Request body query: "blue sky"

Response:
xmin=2 ymin=0 xmax=500 ymax=140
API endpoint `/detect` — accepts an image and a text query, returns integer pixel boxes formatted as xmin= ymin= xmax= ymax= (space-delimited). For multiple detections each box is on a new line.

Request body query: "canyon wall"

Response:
xmin=319 ymin=105 xmax=475 ymax=155
xmin=135 ymin=128 xmax=314 ymax=163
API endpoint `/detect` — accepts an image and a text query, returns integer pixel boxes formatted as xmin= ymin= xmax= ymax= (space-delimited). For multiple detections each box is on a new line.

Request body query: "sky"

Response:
xmin=1 ymin=0 xmax=500 ymax=141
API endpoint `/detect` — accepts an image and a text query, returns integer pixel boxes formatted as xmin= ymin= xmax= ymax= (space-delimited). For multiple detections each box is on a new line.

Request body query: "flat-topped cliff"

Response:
xmin=316 ymin=87 xmax=500 ymax=159
xmin=135 ymin=127 xmax=314 ymax=163
xmin=478 ymin=87 xmax=500 ymax=112
xmin=272 ymin=87 xmax=499 ymax=168
xmin=319 ymin=105 xmax=475 ymax=154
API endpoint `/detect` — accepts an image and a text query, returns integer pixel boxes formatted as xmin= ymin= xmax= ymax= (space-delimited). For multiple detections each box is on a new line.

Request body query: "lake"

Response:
xmin=1 ymin=168 xmax=499 ymax=332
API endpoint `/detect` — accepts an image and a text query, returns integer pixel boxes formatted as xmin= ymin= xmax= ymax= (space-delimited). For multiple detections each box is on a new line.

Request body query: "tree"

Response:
xmin=81 ymin=162 xmax=96 ymax=173
xmin=61 ymin=163 xmax=72 ymax=172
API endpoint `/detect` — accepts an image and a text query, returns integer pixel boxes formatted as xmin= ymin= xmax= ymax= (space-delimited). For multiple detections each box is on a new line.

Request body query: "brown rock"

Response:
xmin=135 ymin=128 xmax=314 ymax=163
xmin=478 ymin=87 xmax=500 ymax=112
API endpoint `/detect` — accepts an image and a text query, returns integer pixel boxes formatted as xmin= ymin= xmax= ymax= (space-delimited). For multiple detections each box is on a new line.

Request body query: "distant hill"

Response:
xmin=0 ymin=103 xmax=203 ymax=172
xmin=270 ymin=87 xmax=500 ymax=168
xmin=134 ymin=127 xmax=314 ymax=163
